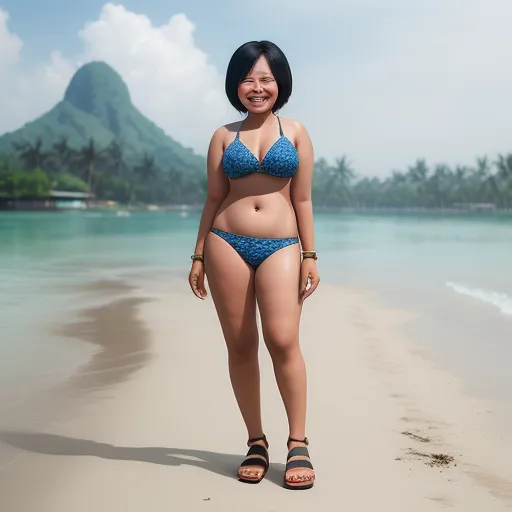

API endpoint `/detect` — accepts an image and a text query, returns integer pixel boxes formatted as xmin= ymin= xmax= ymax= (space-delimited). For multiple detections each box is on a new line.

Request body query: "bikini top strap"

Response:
xmin=276 ymin=114 xmax=284 ymax=136
xmin=236 ymin=116 xmax=249 ymax=139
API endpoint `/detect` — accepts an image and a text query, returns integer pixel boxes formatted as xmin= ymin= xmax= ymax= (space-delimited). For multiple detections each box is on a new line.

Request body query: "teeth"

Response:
xmin=250 ymin=98 xmax=267 ymax=102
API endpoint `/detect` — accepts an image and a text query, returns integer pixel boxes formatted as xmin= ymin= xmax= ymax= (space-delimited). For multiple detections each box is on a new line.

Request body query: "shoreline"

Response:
xmin=0 ymin=276 xmax=511 ymax=509
xmin=326 ymin=267 xmax=512 ymax=428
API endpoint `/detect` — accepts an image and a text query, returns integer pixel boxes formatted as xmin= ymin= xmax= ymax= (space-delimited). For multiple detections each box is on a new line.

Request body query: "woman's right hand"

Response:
xmin=189 ymin=260 xmax=207 ymax=300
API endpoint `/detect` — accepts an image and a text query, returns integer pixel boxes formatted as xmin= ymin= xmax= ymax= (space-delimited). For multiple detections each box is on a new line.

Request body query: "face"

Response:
xmin=237 ymin=55 xmax=279 ymax=114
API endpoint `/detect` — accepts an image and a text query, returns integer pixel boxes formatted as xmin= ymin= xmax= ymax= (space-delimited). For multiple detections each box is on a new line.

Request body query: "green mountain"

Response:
xmin=0 ymin=61 xmax=206 ymax=173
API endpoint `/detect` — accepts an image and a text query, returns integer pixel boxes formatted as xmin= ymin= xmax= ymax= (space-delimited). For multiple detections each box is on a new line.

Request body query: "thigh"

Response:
xmin=204 ymin=231 xmax=257 ymax=347
xmin=255 ymin=243 xmax=302 ymax=348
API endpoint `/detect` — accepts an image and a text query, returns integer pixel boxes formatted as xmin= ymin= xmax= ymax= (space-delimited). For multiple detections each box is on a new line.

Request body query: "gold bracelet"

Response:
xmin=302 ymin=251 xmax=318 ymax=261
xmin=191 ymin=253 xmax=204 ymax=262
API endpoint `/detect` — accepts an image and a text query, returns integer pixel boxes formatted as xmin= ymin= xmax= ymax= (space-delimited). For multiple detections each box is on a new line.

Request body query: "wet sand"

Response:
xmin=56 ymin=296 xmax=154 ymax=392
xmin=0 ymin=283 xmax=155 ymax=471
xmin=0 ymin=278 xmax=511 ymax=511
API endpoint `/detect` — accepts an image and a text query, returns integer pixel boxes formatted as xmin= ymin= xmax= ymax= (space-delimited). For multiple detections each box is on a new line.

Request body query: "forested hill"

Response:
xmin=0 ymin=61 xmax=207 ymax=204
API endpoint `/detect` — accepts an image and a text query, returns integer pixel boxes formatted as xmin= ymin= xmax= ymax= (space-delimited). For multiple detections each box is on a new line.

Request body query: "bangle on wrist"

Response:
xmin=191 ymin=253 xmax=204 ymax=262
xmin=302 ymin=250 xmax=318 ymax=261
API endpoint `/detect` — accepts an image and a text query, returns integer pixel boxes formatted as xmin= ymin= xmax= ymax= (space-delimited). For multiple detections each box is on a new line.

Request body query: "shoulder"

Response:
xmin=209 ymin=121 xmax=242 ymax=148
xmin=211 ymin=121 xmax=242 ymax=138
xmin=278 ymin=117 xmax=312 ymax=147
xmin=279 ymin=116 xmax=309 ymax=135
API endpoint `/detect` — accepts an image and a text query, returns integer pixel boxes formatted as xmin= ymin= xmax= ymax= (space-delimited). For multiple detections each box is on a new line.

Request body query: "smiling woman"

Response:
xmin=188 ymin=40 xmax=319 ymax=490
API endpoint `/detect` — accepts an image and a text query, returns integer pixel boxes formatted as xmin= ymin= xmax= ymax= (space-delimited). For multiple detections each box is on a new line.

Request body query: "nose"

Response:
xmin=252 ymin=80 xmax=263 ymax=92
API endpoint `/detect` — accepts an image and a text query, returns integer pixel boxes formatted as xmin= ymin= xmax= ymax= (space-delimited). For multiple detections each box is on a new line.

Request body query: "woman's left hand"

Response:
xmin=300 ymin=258 xmax=320 ymax=303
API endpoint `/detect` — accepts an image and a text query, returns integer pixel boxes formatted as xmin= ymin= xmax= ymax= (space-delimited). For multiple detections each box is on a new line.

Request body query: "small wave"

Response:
xmin=446 ymin=281 xmax=512 ymax=316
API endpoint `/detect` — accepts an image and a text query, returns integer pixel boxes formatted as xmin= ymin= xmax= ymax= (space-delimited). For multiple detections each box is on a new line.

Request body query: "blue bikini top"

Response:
xmin=222 ymin=115 xmax=299 ymax=179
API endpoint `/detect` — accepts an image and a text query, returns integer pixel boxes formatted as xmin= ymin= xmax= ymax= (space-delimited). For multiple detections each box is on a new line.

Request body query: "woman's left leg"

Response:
xmin=255 ymin=243 xmax=315 ymax=487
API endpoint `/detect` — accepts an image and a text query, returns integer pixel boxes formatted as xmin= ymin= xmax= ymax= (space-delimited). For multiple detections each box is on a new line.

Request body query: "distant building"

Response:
xmin=452 ymin=202 xmax=496 ymax=211
xmin=0 ymin=191 xmax=93 ymax=211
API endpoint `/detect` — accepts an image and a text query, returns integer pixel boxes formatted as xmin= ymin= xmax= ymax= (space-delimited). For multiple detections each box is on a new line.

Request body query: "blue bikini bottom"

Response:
xmin=211 ymin=228 xmax=299 ymax=269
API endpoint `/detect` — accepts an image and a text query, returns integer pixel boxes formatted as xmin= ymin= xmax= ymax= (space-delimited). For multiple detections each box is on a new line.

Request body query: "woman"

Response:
xmin=188 ymin=40 xmax=320 ymax=490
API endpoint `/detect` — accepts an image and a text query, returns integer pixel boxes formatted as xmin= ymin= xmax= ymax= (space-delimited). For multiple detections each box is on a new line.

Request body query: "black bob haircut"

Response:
xmin=225 ymin=41 xmax=292 ymax=113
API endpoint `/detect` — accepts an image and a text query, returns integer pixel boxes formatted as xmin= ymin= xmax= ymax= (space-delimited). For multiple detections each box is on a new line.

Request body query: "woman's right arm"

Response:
xmin=188 ymin=127 xmax=229 ymax=299
xmin=193 ymin=126 xmax=229 ymax=256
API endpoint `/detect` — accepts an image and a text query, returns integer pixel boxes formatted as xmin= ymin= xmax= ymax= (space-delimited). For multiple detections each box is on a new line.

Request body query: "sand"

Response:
xmin=1 ymin=276 xmax=511 ymax=511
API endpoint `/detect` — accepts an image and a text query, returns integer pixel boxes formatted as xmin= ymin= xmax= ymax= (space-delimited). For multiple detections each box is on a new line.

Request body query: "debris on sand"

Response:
xmin=401 ymin=431 xmax=431 ymax=443
xmin=429 ymin=453 xmax=455 ymax=467
xmin=407 ymin=449 xmax=455 ymax=467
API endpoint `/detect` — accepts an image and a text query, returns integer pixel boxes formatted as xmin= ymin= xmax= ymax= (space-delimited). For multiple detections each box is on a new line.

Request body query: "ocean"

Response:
xmin=1 ymin=210 xmax=511 ymax=418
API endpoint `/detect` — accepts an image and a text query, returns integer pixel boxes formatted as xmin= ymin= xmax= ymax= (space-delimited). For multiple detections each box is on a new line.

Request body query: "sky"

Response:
xmin=1 ymin=0 xmax=511 ymax=178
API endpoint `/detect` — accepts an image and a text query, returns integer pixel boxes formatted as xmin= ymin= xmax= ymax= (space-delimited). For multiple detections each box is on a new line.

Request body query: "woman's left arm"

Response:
xmin=290 ymin=121 xmax=320 ymax=302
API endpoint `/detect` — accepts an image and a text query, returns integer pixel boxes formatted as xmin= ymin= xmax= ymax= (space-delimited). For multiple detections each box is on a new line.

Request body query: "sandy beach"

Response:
xmin=1 ymin=275 xmax=511 ymax=511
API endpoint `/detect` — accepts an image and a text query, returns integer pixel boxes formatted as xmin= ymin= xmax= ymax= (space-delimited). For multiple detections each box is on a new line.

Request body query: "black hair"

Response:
xmin=225 ymin=41 xmax=293 ymax=113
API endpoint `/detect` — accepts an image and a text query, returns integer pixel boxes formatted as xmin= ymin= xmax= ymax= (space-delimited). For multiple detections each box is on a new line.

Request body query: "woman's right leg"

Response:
xmin=204 ymin=232 xmax=266 ymax=478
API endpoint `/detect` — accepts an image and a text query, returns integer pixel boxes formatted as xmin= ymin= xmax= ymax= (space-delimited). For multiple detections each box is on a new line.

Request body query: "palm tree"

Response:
xmin=74 ymin=138 xmax=104 ymax=194
xmin=494 ymin=154 xmax=512 ymax=208
xmin=166 ymin=166 xmax=184 ymax=203
xmin=472 ymin=156 xmax=497 ymax=205
xmin=406 ymin=159 xmax=429 ymax=206
xmin=452 ymin=165 xmax=470 ymax=205
xmin=13 ymin=137 xmax=50 ymax=171
xmin=326 ymin=155 xmax=356 ymax=206
xmin=52 ymin=136 xmax=76 ymax=173
xmin=495 ymin=154 xmax=512 ymax=180
xmin=333 ymin=155 xmax=356 ymax=185
xmin=427 ymin=164 xmax=450 ymax=208
xmin=104 ymin=140 xmax=127 ymax=179
xmin=133 ymin=152 xmax=158 ymax=203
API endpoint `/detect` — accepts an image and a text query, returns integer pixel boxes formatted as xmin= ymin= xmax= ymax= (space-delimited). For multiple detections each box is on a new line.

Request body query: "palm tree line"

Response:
xmin=0 ymin=136 xmax=205 ymax=204
xmin=2 ymin=135 xmax=512 ymax=209
xmin=313 ymin=153 xmax=512 ymax=209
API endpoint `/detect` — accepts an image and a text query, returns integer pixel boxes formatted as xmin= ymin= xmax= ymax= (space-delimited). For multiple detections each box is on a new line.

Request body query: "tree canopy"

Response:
xmin=1 ymin=139 xmax=511 ymax=209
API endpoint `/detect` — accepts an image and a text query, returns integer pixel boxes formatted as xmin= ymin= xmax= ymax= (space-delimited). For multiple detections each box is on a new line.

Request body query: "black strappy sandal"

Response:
xmin=284 ymin=436 xmax=315 ymax=490
xmin=238 ymin=434 xmax=270 ymax=484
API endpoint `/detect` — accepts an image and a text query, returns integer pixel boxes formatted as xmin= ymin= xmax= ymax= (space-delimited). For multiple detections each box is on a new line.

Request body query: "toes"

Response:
xmin=240 ymin=468 xmax=263 ymax=479
xmin=286 ymin=470 xmax=315 ymax=484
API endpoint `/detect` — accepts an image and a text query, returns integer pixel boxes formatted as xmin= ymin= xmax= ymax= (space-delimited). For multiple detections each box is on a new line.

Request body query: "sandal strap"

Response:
xmin=287 ymin=446 xmax=310 ymax=460
xmin=239 ymin=441 xmax=269 ymax=472
xmin=240 ymin=457 xmax=268 ymax=468
xmin=287 ymin=436 xmax=309 ymax=446
xmin=248 ymin=434 xmax=269 ymax=449
xmin=286 ymin=459 xmax=314 ymax=471
xmin=246 ymin=443 xmax=269 ymax=460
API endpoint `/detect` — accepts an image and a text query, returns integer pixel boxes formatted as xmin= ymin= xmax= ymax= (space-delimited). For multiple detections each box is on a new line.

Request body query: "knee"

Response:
xmin=227 ymin=334 xmax=259 ymax=364
xmin=265 ymin=331 xmax=300 ymax=363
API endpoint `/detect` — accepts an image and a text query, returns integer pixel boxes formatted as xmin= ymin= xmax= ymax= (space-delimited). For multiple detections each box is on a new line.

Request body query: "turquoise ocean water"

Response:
xmin=1 ymin=210 xmax=511 ymax=414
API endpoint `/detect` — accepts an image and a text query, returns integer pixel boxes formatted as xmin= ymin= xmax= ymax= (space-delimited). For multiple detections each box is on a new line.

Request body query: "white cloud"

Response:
xmin=0 ymin=10 xmax=75 ymax=136
xmin=0 ymin=9 xmax=22 ymax=67
xmin=75 ymin=4 xmax=231 ymax=152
